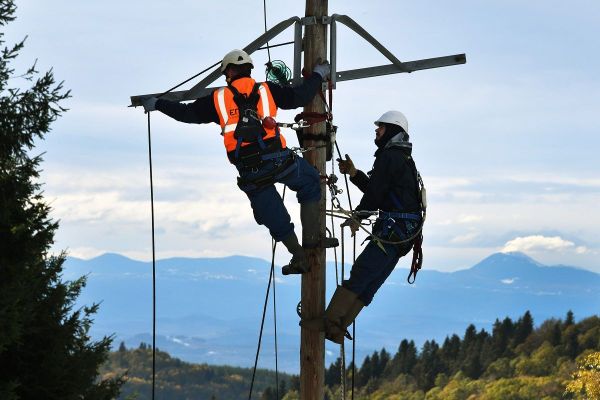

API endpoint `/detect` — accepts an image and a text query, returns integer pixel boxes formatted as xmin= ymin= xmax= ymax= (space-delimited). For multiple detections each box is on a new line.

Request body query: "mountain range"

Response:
xmin=63 ymin=251 xmax=600 ymax=373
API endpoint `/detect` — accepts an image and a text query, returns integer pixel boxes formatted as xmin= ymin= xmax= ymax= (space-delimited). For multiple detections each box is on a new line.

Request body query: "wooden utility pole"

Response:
xmin=301 ymin=0 xmax=328 ymax=399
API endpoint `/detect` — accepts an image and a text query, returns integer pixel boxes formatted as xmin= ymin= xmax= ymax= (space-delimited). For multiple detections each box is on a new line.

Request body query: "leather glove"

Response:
xmin=313 ymin=60 xmax=331 ymax=80
xmin=341 ymin=217 xmax=361 ymax=237
xmin=142 ymin=96 xmax=158 ymax=112
xmin=337 ymin=154 xmax=357 ymax=177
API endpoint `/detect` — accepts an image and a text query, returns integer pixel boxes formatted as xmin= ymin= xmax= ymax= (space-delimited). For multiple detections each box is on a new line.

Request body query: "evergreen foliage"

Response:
xmin=323 ymin=310 xmax=600 ymax=399
xmin=101 ymin=344 xmax=294 ymax=400
xmin=0 ymin=1 xmax=122 ymax=398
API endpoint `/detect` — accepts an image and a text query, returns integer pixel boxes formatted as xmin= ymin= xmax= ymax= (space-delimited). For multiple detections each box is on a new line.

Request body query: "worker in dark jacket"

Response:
xmin=141 ymin=49 xmax=336 ymax=274
xmin=304 ymin=110 xmax=423 ymax=343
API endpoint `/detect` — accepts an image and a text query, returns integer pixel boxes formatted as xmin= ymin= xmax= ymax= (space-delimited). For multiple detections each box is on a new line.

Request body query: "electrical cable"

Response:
xmin=248 ymin=186 xmax=286 ymax=400
xmin=157 ymin=61 xmax=221 ymax=99
xmin=272 ymin=238 xmax=280 ymax=400
xmin=146 ymin=113 xmax=157 ymax=400
xmin=262 ymin=0 xmax=271 ymax=62
xmin=144 ymin=57 xmax=221 ymax=400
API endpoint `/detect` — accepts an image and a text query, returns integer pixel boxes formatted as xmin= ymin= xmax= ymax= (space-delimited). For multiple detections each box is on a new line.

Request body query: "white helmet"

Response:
xmin=220 ymin=49 xmax=254 ymax=72
xmin=374 ymin=110 xmax=408 ymax=133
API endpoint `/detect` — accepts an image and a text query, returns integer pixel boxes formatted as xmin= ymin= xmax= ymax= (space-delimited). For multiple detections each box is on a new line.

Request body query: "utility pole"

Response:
xmin=301 ymin=0 xmax=328 ymax=399
xmin=129 ymin=8 xmax=465 ymax=398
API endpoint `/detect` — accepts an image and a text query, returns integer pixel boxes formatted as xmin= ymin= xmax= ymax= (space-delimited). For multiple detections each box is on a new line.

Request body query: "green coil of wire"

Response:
xmin=266 ymin=60 xmax=291 ymax=85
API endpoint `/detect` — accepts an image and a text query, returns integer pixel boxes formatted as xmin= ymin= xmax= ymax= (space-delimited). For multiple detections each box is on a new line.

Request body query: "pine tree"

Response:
xmin=385 ymin=339 xmax=417 ymax=378
xmin=325 ymin=357 xmax=342 ymax=387
xmin=512 ymin=311 xmax=534 ymax=347
xmin=413 ymin=340 xmax=442 ymax=391
xmin=375 ymin=348 xmax=390 ymax=378
xmin=0 ymin=1 xmax=122 ymax=398
xmin=439 ymin=334 xmax=461 ymax=373
xmin=357 ymin=355 xmax=373 ymax=387
xmin=565 ymin=310 xmax=575 ymax=327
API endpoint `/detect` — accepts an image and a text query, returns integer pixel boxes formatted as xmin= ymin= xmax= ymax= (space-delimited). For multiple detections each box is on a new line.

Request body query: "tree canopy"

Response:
xmin=0 ymin=1 xmax=123 ymax=398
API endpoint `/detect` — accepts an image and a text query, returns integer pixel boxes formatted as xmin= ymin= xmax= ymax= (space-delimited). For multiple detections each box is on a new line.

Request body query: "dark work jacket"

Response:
xmin=351 ymin=138 xmax=420 ymax=214
xmin=155 ymin=73 xmax=322 ymax=124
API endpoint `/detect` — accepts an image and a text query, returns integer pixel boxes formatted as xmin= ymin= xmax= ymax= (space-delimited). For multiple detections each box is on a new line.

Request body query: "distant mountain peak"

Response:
xmin=90 ymin=252 xmax=136 ymax=262
xmin=471 ymin=252 xmax=544 ymax=271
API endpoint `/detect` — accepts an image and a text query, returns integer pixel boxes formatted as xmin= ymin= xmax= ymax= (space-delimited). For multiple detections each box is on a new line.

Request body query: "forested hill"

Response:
xmin=102 ymin=311 xmax=600 ymax=399
xmin=100 ymin=344 xmax=295 ymax=400
xmin=323 ymin=311 xmax=600 ymax=399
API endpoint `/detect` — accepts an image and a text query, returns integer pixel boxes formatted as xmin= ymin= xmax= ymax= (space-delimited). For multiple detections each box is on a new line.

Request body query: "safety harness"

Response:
xmin=228 ymin=83 xmax=296 ymax=191
xmin=376 ymin=152 xmax=425 ymax=283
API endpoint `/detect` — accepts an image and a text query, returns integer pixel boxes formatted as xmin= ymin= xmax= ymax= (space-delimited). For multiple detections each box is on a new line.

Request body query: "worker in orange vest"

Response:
xmin=142 ymin=49 xmax=337 ymax=274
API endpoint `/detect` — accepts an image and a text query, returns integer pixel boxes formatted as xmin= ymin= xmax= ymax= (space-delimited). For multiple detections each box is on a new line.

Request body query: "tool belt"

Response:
xmin=227 ymin=137 xmax=283 ymax=168
xmin=376 ymin=210 xmax=422 ymax=243
xmin=236 ymin=150 xmax=296 ymax=192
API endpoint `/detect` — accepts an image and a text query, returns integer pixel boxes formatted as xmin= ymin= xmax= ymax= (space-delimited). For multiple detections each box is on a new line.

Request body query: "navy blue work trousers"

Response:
xmin=343 ymin=221 xmax=417 ymax=305
xmin=237 ymin=154 xmax=321 ymax=241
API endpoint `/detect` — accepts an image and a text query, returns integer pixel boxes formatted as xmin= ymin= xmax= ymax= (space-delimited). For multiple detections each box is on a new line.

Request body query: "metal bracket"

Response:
xmin=301 ymin=16 xmax=317 ymax=26
xmin=301 ymin=16 xmax=332 ymax=26
xmin=130 ymin=14 xmax=466 ymax=106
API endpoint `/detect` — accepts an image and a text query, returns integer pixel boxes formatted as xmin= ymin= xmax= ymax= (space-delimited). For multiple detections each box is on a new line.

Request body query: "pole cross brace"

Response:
xmin=130 ymin=14 xmax=466 ymax=106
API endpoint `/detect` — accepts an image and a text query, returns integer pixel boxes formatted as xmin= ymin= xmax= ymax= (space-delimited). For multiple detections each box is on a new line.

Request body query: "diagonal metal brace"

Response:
xmin=130 ymin=14 xmax=466 ymax=106
xmin=329 ymin=14 xmax=466 ymax=87
xmin=130 ymin=17 xmax=301 ymax=106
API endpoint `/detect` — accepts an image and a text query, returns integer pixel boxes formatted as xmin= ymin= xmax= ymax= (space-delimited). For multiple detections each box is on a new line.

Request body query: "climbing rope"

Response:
xmin=143 ymin=50 xmax=226 ymax=400
xmin=247 ymin=223 xmax=283 ymax=399
xmin=248 ymin=2 xmax=283 ymax=398
xmin=146 ymin=113 xmax=157 ymax=400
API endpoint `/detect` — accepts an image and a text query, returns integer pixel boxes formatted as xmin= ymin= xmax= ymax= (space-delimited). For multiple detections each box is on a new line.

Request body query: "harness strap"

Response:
xmin=261 ymin=149 xmax=290 ymax=161
xmin=237 ymin=157 xmax=296 ymax=192
xmin=378 ymin=210 xmax=421 ymax=221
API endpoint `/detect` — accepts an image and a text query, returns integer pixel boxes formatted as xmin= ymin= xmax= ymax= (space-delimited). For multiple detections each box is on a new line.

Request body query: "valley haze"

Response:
xmin=63 ymin=251 xmax=600 ymax=373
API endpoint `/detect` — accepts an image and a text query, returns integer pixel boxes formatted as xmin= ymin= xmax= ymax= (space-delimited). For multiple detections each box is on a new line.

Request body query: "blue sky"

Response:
xmin=5 ymin=0 xmax=600 ymax=272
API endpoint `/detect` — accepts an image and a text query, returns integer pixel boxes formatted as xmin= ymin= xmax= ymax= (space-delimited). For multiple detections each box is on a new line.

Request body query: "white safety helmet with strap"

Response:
xmin=220 ymin=49 xmax=254 ymax=73
xmin=374 ymin=110 xmax=409 ymax=133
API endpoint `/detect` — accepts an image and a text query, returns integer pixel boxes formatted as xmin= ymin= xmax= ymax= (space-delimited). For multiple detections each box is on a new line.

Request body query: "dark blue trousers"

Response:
xmin=237 ymin=155 xmax=321 ymax=241
xmin=343 ymin=221 xmax=417 ymax=305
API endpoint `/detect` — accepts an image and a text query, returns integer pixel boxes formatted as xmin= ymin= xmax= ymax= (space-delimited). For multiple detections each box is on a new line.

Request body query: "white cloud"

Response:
xmin=457 ymin=215 xmax=483 ymax=224
xmin=450 ymin=232 xmax=479 ymax=244
xmin=575 ymin=246 xmax=589 ymax=255
xmin=65 ymin=246 xmax=106 ymax=259
xmin=501 ymin=235 xmax=576 ymax=253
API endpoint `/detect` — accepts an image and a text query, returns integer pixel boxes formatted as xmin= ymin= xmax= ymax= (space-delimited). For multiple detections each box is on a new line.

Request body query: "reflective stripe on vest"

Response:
xmin=213 ymin=77 xmax=286 ymax=153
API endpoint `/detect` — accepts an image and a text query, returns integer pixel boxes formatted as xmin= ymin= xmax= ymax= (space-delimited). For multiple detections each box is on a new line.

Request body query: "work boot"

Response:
xmin=322 ymin=286 xmax=359 ymax=344
xmin=301 ymin=202 xmax=339 ymax=249
xmin=326 ymin=296 xmax=365 ymax=344
xmin=301 ymin=286 xmax=358 ymax=342
xmin=281 ymin=232 xmax=309 ymax=275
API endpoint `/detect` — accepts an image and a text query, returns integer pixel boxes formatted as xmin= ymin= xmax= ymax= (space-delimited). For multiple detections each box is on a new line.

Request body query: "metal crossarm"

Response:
xmin=130 ymin=14 xmax=466 ymax=105
xmin=337 ymin=54 xmax=466 ymax=82
xmin=130 ymin=17 xmax=301 ymax=106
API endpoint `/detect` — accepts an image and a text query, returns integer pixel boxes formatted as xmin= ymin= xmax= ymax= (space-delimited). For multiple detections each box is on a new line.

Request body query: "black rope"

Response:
xmin=248 ymin=244 xmax=276 ymax=399
xmin=157 ymin=61 xmax=220 ymax=99
xmin=258 ymin=40 xmax=295 ymax=51
xmin=272 ymin=239 xmax=280 ymax=400
xmin=262 ymin=0 xmax=271 ymax=63
xmin=334 ymin=140 xmax=357 ymax=400
xmin=248 ymin=186 xmax=286 ymax=399
xmin=146 ymin=113 xmax=157 ymax=400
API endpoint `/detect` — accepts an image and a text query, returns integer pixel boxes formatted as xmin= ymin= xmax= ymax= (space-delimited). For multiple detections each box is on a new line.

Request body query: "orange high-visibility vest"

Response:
xmin=213 ymin=77 xmax=286 ymax=154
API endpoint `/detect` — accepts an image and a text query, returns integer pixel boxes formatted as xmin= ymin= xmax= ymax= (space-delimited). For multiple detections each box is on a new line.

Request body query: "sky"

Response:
xmin=4 ymin=0 xmax=600 ymax=273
